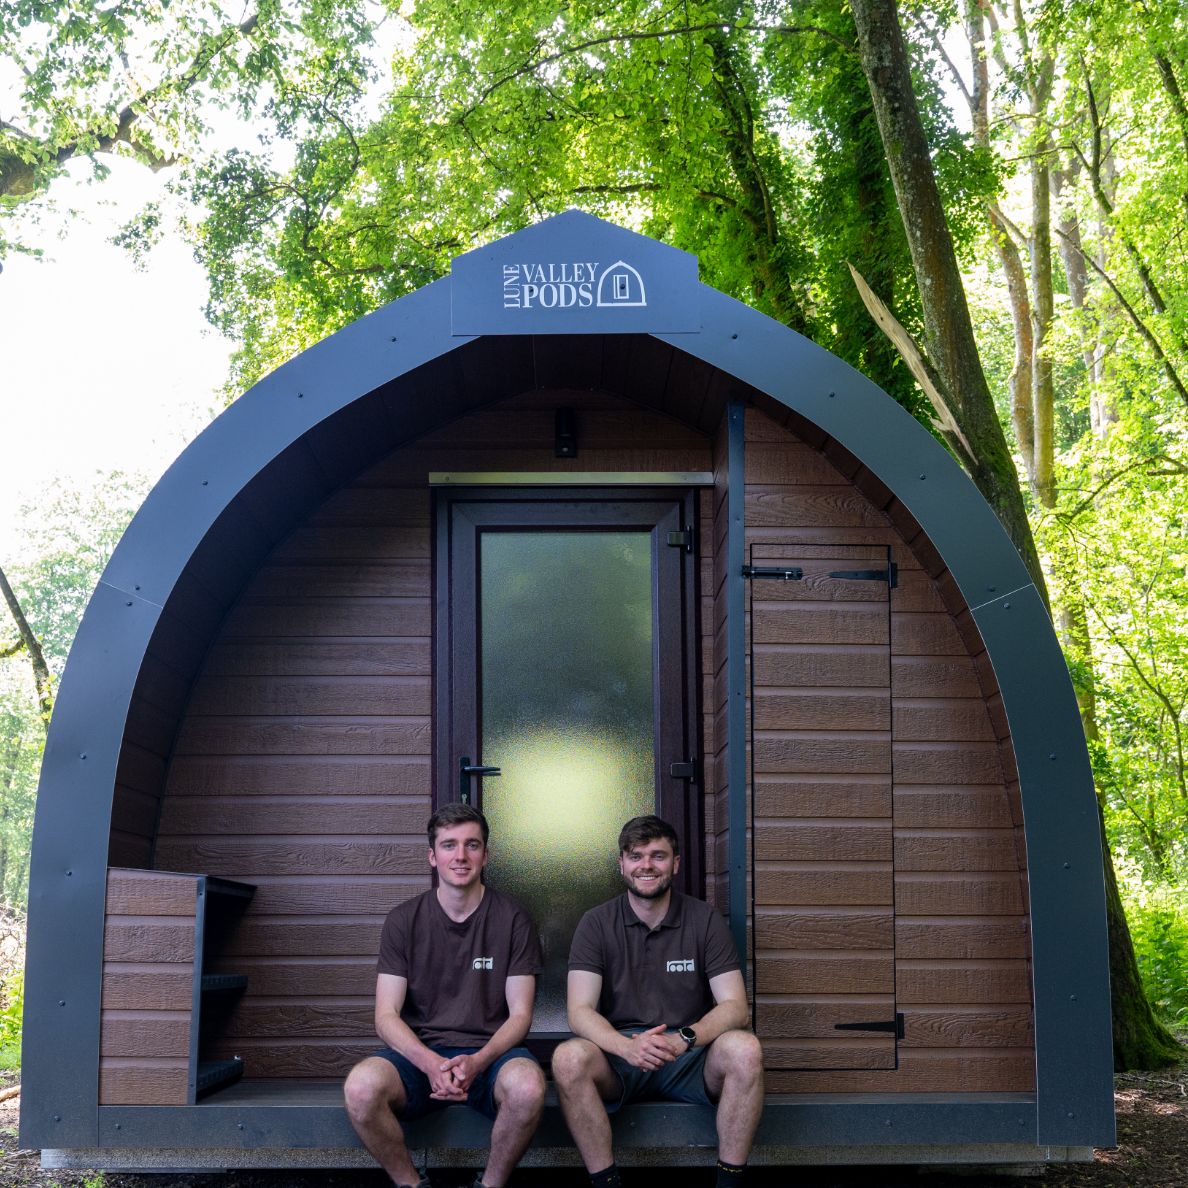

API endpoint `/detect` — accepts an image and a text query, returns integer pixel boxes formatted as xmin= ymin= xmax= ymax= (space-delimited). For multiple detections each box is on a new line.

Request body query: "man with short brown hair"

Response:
xmin=552 ymin=814 xmax=764 ymax=1188
xmin=343 ymin=802 xmax=545 ymax=1188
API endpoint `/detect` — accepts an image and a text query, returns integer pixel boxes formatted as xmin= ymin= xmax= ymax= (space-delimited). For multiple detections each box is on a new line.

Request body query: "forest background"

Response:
xmin=2 ymin=0 xmax=1188 ymax=1073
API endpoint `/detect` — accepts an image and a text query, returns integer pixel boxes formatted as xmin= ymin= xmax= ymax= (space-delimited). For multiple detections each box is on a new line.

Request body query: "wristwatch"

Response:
xmin=678 ymin=1026 xmax=697 ymax=1050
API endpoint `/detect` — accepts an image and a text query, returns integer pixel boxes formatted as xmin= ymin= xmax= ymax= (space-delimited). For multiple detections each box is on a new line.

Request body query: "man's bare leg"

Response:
xmin=703 ymin=1029 xmax=765 ymax=1166
xmin=552 ymin=1037 xmax=623 ymax=1173
xmin=343 ymin=1056 xmax=422 ymax=1186
xmin=481 ymin=1056 xmax=546 ymax=1186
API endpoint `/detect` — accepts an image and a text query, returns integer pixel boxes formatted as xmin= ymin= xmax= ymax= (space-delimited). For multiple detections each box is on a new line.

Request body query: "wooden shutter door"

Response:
xmin=749 ymin=543 xmax=899 ymax=1071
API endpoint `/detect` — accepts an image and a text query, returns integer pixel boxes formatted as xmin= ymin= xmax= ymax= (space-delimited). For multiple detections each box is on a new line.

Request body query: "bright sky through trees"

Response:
xmin=0 ymin=159 xmax=230 ymax=557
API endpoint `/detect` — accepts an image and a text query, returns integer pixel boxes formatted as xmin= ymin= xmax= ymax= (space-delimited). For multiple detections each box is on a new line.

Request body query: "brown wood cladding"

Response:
xmin=149 ymin=390 xmax=716 ymax=1086
xmin=113 ymin=383 xmax=1032 ymax=1100
xmin=99 ymin=870 xmax=197 ymax=1105
xmin=739 ymin=405 xmax=1033 ymax=1092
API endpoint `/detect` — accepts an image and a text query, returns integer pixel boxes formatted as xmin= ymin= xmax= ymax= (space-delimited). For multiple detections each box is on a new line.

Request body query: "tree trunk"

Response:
xmin=0 ymin=563 xmax=52 ymax=725
xmin=1029 ymin=138 xmax=1056 ymax=507
xmin=849 ymin=0 xmax=1048 ymax=605
xmin=967 ymin=6 xmax=1038 ymax=480
xmin=849 ymin=0 xmax=1181 ymax=1071
xmin=1052 ymin=165 xmax=1115 ymax=436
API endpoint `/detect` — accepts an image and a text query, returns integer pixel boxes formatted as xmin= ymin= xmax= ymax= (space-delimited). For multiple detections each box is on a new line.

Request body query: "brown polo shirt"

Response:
xmin=378 ymin=885 xmax=542 ymax=1047
xmin=568 ymin=891 xmax=740 ymax=1031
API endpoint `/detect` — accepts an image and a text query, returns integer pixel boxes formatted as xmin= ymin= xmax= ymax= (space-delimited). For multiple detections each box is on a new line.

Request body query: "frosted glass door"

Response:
xmin=480 ymin=532 xmax=655 ymax=1029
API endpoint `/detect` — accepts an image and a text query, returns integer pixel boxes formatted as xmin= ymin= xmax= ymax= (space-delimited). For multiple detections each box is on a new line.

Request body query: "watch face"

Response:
xmin=679 ymin=1027 xmax=696 ymax=1048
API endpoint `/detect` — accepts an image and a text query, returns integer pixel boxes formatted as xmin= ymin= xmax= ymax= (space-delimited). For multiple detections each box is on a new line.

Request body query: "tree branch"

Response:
xmin=0 ymin=563 xmax=52 ymax=725
xmin=1053 ymin=225 xmax=1188 ymax=410
xmin=459 ymin=21 xmax=855 ymax=119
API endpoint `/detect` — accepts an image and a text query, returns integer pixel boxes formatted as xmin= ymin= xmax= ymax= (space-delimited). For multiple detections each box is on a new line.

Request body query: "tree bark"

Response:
xmin=1029 ymin=139 xmax=1056 ymax=508
xmin=0 ymin=563 xmax=52 ymax=725
xmin=1052 ymin=165 xmax=1114 ymax=437
xmin=849 ymin=0 xmax=1048 ymax=605
xmin=849 ymin=0 xmax=1180 ymax=1071
xmin=967 ymin=6 xmax=1037 ymax=481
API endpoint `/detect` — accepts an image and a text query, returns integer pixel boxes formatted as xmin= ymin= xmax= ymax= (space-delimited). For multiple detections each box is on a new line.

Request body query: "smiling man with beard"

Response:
xmin=343 ymin=802 xmax=545 ymax=1188
xmin=552 ymin=815 xmax=764 ymax=1188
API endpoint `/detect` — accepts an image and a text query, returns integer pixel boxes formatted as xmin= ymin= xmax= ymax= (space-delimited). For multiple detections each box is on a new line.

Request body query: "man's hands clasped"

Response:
xmin=621 ymin=1024 xmax=686 ymax=1071
xmin=429 ymin=1050 xmax=485 ymax=1100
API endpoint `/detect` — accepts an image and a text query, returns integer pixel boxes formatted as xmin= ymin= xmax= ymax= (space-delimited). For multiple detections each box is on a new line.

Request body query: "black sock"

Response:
xmin=716 ymin=1159 xmax=746 ymax=1188
xmin=590 ymin=1165 xmax=622 ymax=1188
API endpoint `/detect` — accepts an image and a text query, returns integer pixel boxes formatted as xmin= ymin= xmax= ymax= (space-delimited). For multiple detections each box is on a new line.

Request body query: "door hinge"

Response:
xmin=834 ymin=1012 xmax=904 ymax=1039
xmin=666 ymin=528 xmax=695 ymax=553
xmin=669 ymin=758 xmax=699 ymax=782
xmin=741 ymin=565 xmax=804 ymax=581
xmin=829 ymin=562 xmax=898 ymax=589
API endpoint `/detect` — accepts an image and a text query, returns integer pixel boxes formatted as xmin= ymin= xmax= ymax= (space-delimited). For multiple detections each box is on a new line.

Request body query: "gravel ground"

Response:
xmin=2 ymin=1060 xmax=1185 ymax=1188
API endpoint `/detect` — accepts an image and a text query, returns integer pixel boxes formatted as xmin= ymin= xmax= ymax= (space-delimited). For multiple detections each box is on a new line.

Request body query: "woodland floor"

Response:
xmin=1 ymin=1060 xmax=1185 ymax=1188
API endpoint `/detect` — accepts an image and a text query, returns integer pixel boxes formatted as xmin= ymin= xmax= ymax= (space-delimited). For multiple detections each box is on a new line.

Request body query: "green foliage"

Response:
xmin=0 ymin=968 xmax=23 ymax=1070
xmin=0 ymin=0 xmax=379 ymax=257
xmin=1118 ymin=860 xmax=1188 ymax=1025
xmin=177 ymin=0 xmax=996 ymax=414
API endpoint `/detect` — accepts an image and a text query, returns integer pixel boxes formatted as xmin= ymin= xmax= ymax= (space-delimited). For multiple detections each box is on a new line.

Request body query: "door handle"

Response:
xmin=459 ymin=756 xmax=501 ymax=804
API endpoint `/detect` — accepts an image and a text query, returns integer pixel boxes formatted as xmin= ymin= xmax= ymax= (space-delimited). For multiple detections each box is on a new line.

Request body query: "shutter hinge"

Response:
xmin=834 ymin=1012 xmax=904 ymax=1039
xmin=828 ymin=562 xmax=898 ymax=589
xmin=666 ymin=529 xmax=695 ymax=553
xmin=669 ymin=758 xmax=699 ymax=782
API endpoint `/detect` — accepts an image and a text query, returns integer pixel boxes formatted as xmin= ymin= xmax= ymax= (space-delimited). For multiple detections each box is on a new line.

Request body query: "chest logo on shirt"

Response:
xmin=472 ymin=957 xmax=494 ymax=970
xmin=666 ymin=958 xmax=696 ymax=973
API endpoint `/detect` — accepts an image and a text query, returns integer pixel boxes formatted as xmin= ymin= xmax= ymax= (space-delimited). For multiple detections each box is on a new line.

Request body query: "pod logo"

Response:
xmin=501 ymin=260 xmax=647 ymax=311
xmin=472 ymin=957 xmax=494 ymax=970
xmin=665 ymin=958 xmax=696 ymax=973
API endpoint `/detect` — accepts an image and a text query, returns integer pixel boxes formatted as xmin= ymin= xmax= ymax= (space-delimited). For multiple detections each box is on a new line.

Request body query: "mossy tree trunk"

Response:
xmin=849 ymin=0 xmax=1182 ymax=1071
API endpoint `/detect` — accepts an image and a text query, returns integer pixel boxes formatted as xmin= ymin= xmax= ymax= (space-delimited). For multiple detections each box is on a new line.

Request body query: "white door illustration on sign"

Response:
xmin=596 ymin=261 xmax=647 ymax=307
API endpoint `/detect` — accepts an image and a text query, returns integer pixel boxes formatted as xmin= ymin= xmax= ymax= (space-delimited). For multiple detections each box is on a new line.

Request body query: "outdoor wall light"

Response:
xmin=555 ymin=407 xmax=578 ymax=458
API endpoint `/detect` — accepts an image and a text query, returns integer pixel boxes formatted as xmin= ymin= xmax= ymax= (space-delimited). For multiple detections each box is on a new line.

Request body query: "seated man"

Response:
xmin=553 ymin=814 xmax=764 ymax=1188
xmin=344 ymin=802 xmax=545 ymax=1188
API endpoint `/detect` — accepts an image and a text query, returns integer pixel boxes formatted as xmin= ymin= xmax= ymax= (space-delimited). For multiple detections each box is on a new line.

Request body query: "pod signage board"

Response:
xmin=451 ymin=209 xmax=700 ymax=335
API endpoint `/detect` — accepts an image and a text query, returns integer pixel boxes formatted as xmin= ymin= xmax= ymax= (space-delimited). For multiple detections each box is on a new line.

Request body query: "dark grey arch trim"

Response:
xmin=22 ymin=237 xmax=1113 ymax=1151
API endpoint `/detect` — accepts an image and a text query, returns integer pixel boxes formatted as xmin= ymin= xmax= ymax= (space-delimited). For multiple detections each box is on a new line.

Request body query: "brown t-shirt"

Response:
xmin=377 ymin=886 xmax=542 ymax=1047
xmin=568 ymin=892 xmax=740 ymax=1031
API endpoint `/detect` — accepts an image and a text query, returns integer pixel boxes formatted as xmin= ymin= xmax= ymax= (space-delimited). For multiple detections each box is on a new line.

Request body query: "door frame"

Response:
xmin=432 ymin=485 xmax=704 ymax=894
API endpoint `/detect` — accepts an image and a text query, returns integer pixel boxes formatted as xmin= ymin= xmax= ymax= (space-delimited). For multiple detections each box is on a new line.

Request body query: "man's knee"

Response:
xmin=495 ymin=1057 xmax=546 ymax=1116
xmin=713 ymin=1029 xmax=764 ymax=1080
xmin=344 ymin=1057 xmax=400 ymax=1121
xmin=551 ymin=1037 xmax=602 ymax=1088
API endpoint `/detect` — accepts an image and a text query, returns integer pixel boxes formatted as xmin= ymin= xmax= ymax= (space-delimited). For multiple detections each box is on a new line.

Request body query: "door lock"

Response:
xmin=459 ymin=756 xmax=501 ymax=804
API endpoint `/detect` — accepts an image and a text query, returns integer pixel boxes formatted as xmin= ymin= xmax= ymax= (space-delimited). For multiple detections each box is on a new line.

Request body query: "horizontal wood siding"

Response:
xmin=750 ymin=540 xmax=896 ymax=1071
xmin=742 ymin=404 xmax=1034 ymax=1094
xmin=153 ymin=389 xmax=713 ymax=1080
xmin=99 ymin=869 xmax=196 ymax=1105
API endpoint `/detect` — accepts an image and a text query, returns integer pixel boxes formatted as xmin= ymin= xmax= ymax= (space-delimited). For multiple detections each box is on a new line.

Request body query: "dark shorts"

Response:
xmin=604 ymin=1032 xmax=713 ymax=1114
xmin=372 ymin=1044 xmax=537 ymax=1121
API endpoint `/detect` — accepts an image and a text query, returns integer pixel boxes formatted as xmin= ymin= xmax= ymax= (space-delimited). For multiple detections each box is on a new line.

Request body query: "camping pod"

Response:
xmin=22 ymin=213 xmax=1113 ymax=1173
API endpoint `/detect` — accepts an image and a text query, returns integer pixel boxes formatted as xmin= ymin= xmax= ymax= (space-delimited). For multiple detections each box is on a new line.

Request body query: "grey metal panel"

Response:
xmin=972 ymin=588 xmax=1115 ymax=1146
xmin=300 ymin=388 xmax=398 ymax=489
xmin=96 ymin=1098 xmax=1037 ymax=1151
xmin=725 ymin=402 xmax=748 ymax=974
xmin=21 ymin=581 xmax=165 ymax=1148
xmin=232 ymin=440 xmax=333 ymax=547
